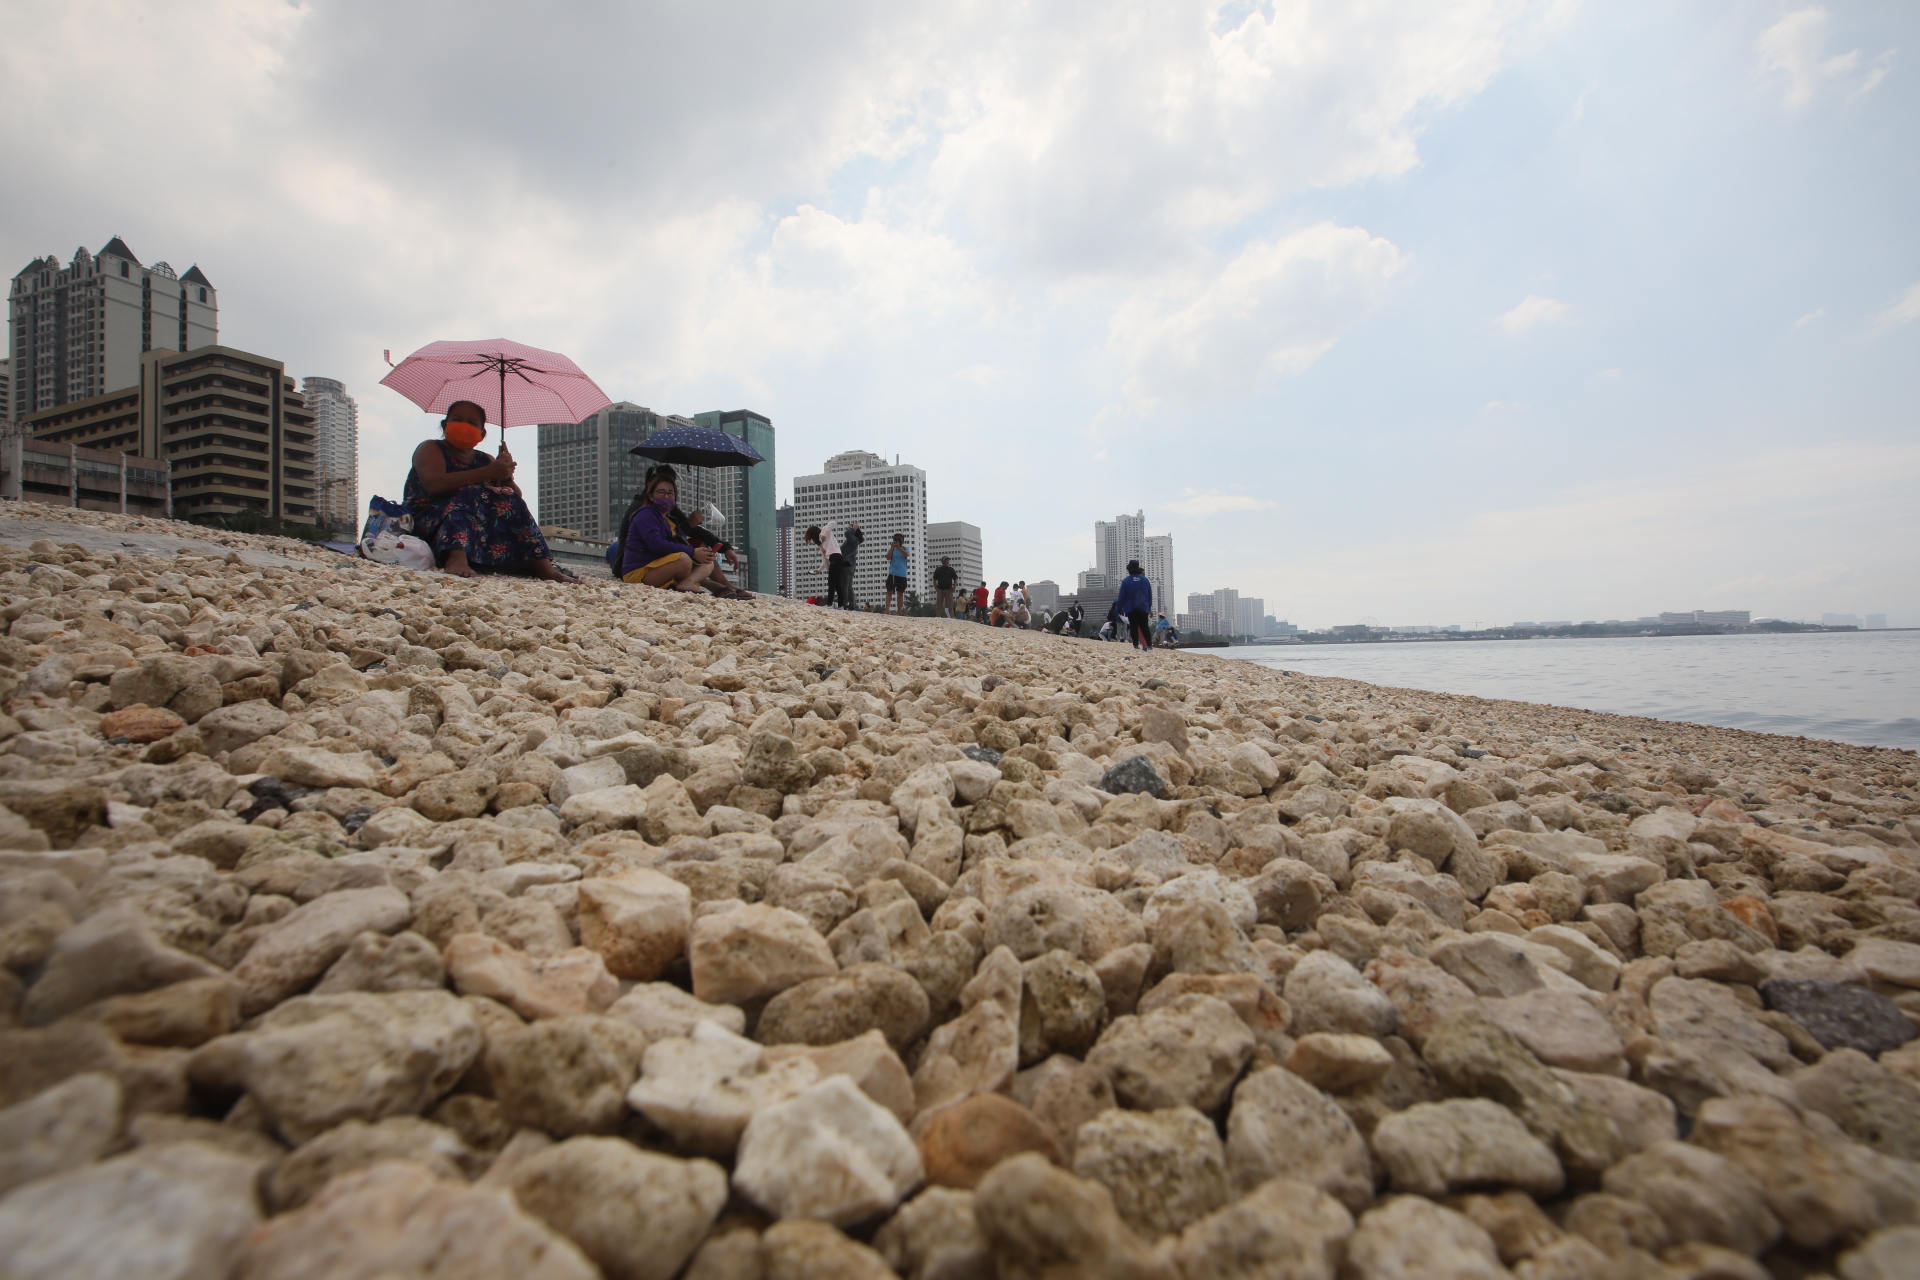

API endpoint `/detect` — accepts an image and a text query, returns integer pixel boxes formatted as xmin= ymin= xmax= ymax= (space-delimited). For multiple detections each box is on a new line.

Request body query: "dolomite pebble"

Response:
xmin=0 ymin=506 xmax=1912 ymax=1275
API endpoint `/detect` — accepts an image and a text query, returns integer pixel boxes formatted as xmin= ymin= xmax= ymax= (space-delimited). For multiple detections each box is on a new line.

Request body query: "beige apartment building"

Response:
xmin=24 ymin=345 xmax=318 ymax=526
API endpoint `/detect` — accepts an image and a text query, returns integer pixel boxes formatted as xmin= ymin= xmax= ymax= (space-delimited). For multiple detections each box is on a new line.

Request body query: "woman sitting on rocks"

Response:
xmin=619 ymin=466 xmax=717 ymax=592
xmin=404 ymin=400 xmax=577 ymax=582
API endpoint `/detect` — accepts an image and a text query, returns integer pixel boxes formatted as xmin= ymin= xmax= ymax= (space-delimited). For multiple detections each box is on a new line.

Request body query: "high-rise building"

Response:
xmin=536 ymin=402 xmax=693 ymax=540
xmin=24 ymin=345 xmax=316 ymax=524
xmin=1141 ymin=533 xmax=1174 ymax=618
xmin=691 ymin=410 xmax=776 ymax=594
xmin=1077 ymin=569 xmax=1112 ymax=593
xmin=926 ymin=521 xmax=983 ymax=599
xmin=1237 ymin=597 xmax=1264 ymax=637
xmin=1028 ymin=580 xmax=1060 ymax=613
xmin=776 ymin=503 xmax=795 ymax=597
xmin=793 ymin=451 xmax=928 ymax=605
xmin=301 ymin=377 xmax=360 ymax=535
xmin=0 ymin=357 xmax=11 ymax=423
xmin=9 ymin=239 xmax=217 ymax=414
xmin=1094 ymin=510 xmax=1145 ymax=580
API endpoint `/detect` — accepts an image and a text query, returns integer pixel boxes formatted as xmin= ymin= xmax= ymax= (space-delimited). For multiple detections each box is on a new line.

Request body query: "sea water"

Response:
xmin=1216 ymin=630 xmax=1920 ymax=750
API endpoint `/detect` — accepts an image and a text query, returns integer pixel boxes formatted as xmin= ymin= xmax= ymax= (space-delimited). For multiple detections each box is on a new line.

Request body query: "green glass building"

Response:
xmin=693 ymin=409 xmax=775 ymax=594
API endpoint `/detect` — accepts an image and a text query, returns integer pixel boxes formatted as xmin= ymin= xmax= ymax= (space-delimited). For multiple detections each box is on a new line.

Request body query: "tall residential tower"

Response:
xmin=301 ymin=377 xmax=360 ymax=534
xmin=9 ymin=238 xmax=217 ymax=414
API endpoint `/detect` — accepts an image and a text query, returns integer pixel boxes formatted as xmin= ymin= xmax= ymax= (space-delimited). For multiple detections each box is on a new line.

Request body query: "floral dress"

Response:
xmin=403 ymin=441 xmax=551 ymax=570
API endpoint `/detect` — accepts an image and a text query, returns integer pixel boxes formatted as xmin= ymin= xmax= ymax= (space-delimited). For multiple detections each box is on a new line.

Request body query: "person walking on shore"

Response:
xmin=884 ymin=533 xmax=910 ymax=615
xmin=1116 ymin=559 xmax=1154 ymax=650
xmin=932 ymin=556 xmax=958 ymax=618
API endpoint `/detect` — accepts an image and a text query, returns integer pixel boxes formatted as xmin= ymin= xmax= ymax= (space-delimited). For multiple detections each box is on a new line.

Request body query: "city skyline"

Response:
xmin=5 ymin=6 xmax=1913 ymax=626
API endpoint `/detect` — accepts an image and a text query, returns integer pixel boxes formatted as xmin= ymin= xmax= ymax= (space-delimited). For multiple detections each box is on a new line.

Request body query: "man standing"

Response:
xmin=885 ymin=533 xmax=910 ymax=615
xmin=932 ymin=556 xmax=959 ymax=618
xmin=972 ymin=581 xmax=989 ymax=622
xmin=836 ymin=522 xmax=864 ymax=610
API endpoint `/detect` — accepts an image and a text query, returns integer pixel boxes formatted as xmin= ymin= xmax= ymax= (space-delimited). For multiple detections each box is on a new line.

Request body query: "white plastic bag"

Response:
xmin=361 ymin=529 xmax=437 ymax=572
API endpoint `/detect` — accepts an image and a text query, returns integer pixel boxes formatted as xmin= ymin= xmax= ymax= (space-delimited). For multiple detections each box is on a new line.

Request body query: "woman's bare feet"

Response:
xmin=532 ymin=560 xmax=580 ymax=583
xmin=442 ymin=550 xmax=480 ymax=579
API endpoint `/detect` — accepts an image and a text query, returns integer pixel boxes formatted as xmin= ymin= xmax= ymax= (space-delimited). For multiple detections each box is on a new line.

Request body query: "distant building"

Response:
xmin=1077 ymin=569 xmax=1112 ymax=593
xmin=926 ymin=520 xmax=983 ymax=598
xmin=1267 ymin=617 xmax=1299 ymax=635
xmin=1139 ymin=534 xmax=1173 ymax=616
xmin=1177 ymin=612 xmax=1216 ymax=634
xmin=0 ymin=357 xmax=10 ymax=422
xmin=1866 ymin=614 xmax=1888 ymax=630
xmin=690 ymin=410 xmax=777 ymax=594
xmin=1094 ymin=511 xmax=1144 ymax=581
xmin=301 ymin=377 xmax=359 ymax=535
xmin=1693 ymin=610 xmax=1750 ymax=627
xmin=794 ymin=450 xmax=928 ymax=606
xmin=1028 ymin=580 xmax=1060 ymax=613
xmin=1823 ymin=613 xmax=1862 ymax=628
xmin=23 ymin=345 xmax=317 ymax=524
xmin=537 ymin=402 xmax=693 ymax=541
xmin=10 ymin=238 xmax=217 ymax=413
xmin=776 ymin=502 xmax=795 ymax=597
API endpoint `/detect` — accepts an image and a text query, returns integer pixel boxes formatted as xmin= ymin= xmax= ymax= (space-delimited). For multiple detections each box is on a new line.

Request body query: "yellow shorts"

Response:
xmin=623 ymin=552 xmax=687 ymax=583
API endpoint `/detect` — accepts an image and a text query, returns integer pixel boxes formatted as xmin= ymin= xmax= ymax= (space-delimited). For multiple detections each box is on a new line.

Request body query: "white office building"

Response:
xmin=301 ymin=377 xmax=360 ymax=534
xmin=9 ymin=238 xmax=217 ymax=414
xmin=793 ymin=450 xmax=928 ymax=606
xmin=1141 ymin=533 xmax=1175 ymax=618
xmin=926 ymin=520 xmax=983 ymax=600
xmin=1094 ymin=510 xmax=1144 ymax=580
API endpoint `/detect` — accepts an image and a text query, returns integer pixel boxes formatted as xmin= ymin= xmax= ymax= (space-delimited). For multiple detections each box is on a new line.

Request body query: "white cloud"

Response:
xmin=1870 ymin=282 xmax=1920 ymax=332
xmin=1498 ymin=294 xmax=1572 ymax=333
xmin=1162 ymin=490 xmax=1279 ymax=517
xmin=0 ymin=0 xmax=1565 ymax=514
xmin=956 ymin=364 xmax=1002 ymax=389
xmin=1794 ymin=307 xmax=1826 ymax=329
xmin=1113 ymin=223 xmax=1408 ymax=411
xmin=1755 ymin=7 xmax=1891 ymax=107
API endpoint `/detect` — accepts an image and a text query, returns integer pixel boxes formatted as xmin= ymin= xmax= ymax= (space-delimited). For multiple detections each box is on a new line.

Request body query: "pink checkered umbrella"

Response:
xmin=378 ymin=338 xmax=612 ymax=430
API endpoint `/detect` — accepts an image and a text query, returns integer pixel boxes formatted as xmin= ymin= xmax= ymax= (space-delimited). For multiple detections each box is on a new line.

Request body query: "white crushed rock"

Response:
xmin=0 ymin=506 xmax=1917 ymax=1276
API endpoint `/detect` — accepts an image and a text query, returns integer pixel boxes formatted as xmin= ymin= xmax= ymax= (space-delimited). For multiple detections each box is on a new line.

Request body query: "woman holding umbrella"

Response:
xmin=404 ymin=401 xmax=577 ymax=581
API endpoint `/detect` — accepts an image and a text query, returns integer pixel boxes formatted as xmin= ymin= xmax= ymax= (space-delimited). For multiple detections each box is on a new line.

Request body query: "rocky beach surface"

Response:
xmin=1 ymin=504 xmax=1918 ymax=1280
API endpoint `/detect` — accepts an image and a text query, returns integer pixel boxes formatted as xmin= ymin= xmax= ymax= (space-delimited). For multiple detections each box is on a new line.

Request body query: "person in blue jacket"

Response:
xmin=1115 ymin=559 xmax=1155 ymax=650
xmin=618 ymin=468 xmax=716 ymax=592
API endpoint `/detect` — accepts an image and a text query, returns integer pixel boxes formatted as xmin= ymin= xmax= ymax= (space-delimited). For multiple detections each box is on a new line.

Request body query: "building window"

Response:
xmin=120 ymin=262 xmax=129 ymax=277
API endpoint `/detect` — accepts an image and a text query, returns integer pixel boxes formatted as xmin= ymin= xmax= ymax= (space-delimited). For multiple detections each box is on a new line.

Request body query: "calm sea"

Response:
xmin=1215 ymin=630 xmax=1920 ymax=750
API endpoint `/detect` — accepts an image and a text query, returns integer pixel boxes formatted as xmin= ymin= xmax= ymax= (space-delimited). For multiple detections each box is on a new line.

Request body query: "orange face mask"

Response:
xmin=445 ymin=420 xmax=485 ymax=449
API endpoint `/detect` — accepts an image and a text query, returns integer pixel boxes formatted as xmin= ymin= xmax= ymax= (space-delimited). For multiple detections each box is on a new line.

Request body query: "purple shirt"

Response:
xmin=625 ymin=504 xmax=694 ymax=569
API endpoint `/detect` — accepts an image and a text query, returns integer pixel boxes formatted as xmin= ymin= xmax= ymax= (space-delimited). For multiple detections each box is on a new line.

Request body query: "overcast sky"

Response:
xmin=4 ymin=1 xmax=1915 ymax=626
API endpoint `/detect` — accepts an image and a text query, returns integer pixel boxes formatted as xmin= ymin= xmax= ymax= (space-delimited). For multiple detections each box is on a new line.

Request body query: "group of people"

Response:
xmin=399 ymin=408 xmax=1174 ymax=648
xmin=403 ymin=401 xmax=750 ymax=599
xmin=929 ymin=567 xmax=1035 ymax=626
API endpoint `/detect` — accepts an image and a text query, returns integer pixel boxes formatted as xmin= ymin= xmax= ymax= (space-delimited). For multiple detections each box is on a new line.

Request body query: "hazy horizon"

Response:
xmin=4 ymin=1 xmax=1914 ymax=628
